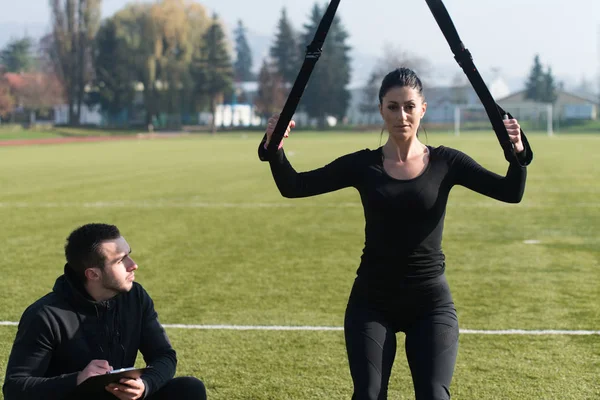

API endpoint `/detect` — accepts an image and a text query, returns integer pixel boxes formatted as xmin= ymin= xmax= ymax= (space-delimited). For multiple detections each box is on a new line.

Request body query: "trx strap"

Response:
xmin=258 ymin=0 xmax=341 ymax=161
xmin=259 ymin=0 xmax=533 ymax=166
xmin=425 ymin=0 xmax=533 ymax=165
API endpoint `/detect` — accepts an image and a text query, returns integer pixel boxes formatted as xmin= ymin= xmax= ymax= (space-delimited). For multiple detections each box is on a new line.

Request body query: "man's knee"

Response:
xmin=168 ymin=376 xmax=206 ymax=399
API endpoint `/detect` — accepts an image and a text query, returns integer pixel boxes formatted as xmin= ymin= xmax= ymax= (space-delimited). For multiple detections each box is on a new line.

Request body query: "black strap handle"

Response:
xmin=258 ymin=0 xmax=341 ymax=161
xmin=425 ymin=0 xmax=533 ymax=166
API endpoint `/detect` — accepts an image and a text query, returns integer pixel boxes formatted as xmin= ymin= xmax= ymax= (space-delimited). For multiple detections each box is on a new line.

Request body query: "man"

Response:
xmin=3 ymin=223 xmax=207 ymax=400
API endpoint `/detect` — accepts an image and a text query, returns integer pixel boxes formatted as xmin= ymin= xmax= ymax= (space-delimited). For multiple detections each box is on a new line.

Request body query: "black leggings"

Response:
xmin=147 ymin=376 xmax=206 ymax=399
xmin=344 ymin=274 xmax=459 ymax=400
xmin=73 ymin=376 xmax=206 ymax=400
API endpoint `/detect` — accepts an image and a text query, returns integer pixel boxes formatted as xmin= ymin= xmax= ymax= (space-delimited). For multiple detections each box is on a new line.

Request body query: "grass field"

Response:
xmin=0 ymin=131 xmax=598 ymax=399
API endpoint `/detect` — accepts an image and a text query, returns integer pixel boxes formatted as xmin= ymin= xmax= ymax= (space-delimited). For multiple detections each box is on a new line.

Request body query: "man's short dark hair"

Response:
xmin=65 ymin=223 xmax=121 ymax=281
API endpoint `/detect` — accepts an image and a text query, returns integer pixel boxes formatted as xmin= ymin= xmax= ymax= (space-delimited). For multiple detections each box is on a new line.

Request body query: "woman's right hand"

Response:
xmin=264 ymin=114 xmax=295 ymax=149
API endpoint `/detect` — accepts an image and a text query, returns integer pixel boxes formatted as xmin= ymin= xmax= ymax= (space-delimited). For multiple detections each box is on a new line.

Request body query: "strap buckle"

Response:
xmin=305 ymin=43 xmax=323 ymax=60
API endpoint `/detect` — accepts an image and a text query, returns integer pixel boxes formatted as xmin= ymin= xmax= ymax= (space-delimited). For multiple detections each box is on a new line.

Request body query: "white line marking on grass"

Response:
xmin=159 ymin=326 xmax=600 ymax=335
xmin=0 ymin=202 xmax=357 ymax=209
xmin=523 ymin=240 xmax=542 ymax=244
xmin=163 ymin=324 xmax=343 ymax=331
xmin=162 ymin=325 xmax=600 ymax=335
xmin=459 ymin=329 xmax=600 ymax=335
xmin=3 ymin=321 xmax=597 ymax=334
xmin=0 ymin=201 xmax=596 ymax=209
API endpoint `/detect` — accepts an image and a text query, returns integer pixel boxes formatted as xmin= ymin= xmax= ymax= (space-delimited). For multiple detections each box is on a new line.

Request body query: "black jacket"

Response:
xmin=3 ymin=265 xmax=177 ymax=400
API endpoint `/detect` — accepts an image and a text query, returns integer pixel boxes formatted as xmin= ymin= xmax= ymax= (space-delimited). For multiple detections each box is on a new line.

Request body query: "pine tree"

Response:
xmin=299 ymin=4 xmax=327 ymax=125
xmin=234 ymin=20 xmax=254 ymax=82
xmin=0 ymin=37 xmax=36 ymax=73
xmin=192 ymin=13 xmax=233 ymax=133
xmin=542 ymin=67 xmax=558 ymax=104
xmin=524 ymin=54 xmax=546 ymax=102
xmin=525 ymin=55 xmax=558 ymax=103
xmin=92 ymin=18 xmax=135 ymax=117
xmin=269 ymin=8 xmax=299 ymax=85
xmin=326 ymin=15 xmax=352 ymax=121
xmin=298 ymin=3 xmax=352 ymax=127
xmin=360 ymin=71 xmax=380 ymax=115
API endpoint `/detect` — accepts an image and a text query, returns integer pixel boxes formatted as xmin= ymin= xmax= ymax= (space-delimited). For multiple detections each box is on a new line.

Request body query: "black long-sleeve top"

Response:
xmin=268 ymin=145 xmax=527 ymax=284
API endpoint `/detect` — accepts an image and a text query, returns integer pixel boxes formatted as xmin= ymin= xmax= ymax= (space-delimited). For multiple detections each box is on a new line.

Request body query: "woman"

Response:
xmin=261 ymin=67 xmax=528 ymax=400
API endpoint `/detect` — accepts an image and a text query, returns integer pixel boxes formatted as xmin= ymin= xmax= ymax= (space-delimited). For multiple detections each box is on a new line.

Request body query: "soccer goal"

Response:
xmin=453 ymin=103 xmax=554 ymax=136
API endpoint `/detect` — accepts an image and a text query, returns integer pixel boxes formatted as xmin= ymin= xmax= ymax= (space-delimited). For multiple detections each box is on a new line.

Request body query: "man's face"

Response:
xmin=96 ymin=236 xmax=137 ymax=295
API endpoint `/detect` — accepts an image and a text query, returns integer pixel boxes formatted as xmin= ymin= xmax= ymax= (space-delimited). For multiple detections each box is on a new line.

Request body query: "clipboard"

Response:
xmin=72 ymin=366 xmax=153 ymax=395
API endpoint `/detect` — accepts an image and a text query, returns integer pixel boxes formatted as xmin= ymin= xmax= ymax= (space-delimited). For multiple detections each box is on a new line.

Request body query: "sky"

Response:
xmin=1 ymin=0 xmax=599 ymax=91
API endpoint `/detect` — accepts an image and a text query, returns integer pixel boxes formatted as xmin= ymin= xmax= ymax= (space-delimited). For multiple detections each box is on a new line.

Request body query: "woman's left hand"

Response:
xmin=504 ymin=118 xmax=524 ymax=153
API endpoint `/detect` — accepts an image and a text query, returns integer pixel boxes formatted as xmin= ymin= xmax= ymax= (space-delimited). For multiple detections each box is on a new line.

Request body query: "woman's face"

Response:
xmin=379 ymin=86 xmax=427 ymax=141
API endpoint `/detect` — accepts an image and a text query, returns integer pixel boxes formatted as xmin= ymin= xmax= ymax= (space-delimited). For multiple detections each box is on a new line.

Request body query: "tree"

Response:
xmin=16 ymin=73 xmax=65 ymax=122
xmin=234 ymin=20 xmax=253 ymax=82
xmin=104 ymin=3 xmax=159 ymax=126
xmin=254 ymin=59 xmax=285 ymax=121
xmin=524 ymin=55 xmax=558 ymax=103
xmin=91 ymin=18 xmax=135 ymax=119
xmin=334 ymin=16 xmax=352 ymax=118
xmin=0 ymin=69 xmax=64 ymax=123
xmin=297 ymin=3 xmax=352 ymax=127
xmin=542 ymin=67 xmax=558 ymax=104
xmin=360 ymin=72 xmax=380 ymax=116
xmin=361 ymin=44 xmax=431 ymax=115
xmin=323 ymin=14 xmax=352 ymax=121
xmin=183 ymin=1 xmax=212 ymax=119
xmin=0 ymin=37 xmax=36 ymax=73
xmin=297 ymin=3 xmax=326 ymax=125
xmin=269 ymin=8 xmax=299 ymax=85
xmin=299 ymin=3 xmax=351 ymax=128
xmin=524 ymin=54 xmax=545 ymax=102
xmin=191 ymin=13 xmax=233 ymax=133
xmin=0 ymin=73 xmax=15 ymax=119
xmin=91 ymin=0 xmax=210 ymax=127
xmin=152 ymin=0 xmax=212 ymax=126
xmin=48 ymin=0 xmax=101 ymax=125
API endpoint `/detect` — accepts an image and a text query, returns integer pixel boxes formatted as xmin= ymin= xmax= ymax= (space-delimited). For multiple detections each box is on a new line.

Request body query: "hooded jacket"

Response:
xmin=3 ymin=265 xmax=177 ymax=400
